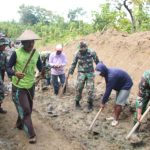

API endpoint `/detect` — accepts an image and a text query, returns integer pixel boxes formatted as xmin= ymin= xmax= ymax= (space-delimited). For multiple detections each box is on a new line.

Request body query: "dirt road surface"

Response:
xmin=0 ymin=95 xmax=82 ymax=150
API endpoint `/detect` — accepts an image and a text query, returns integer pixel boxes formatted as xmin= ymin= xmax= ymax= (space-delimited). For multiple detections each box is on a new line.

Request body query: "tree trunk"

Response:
xmin=123 ymin=0 xmax=136 ymax=32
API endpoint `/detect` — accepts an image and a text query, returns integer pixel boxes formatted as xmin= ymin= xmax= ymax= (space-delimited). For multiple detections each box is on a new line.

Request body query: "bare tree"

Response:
xmin=123 ymin=0 xmax=136 ymax=32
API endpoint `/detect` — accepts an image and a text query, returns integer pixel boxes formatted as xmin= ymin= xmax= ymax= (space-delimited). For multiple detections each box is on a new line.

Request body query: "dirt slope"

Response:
xmin=63 ymin=29 xmax=150 ymax=95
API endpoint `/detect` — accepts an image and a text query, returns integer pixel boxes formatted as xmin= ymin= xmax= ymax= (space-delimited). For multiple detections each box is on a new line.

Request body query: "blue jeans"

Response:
xmin=51 ymin=74 xmax=65 ymax=95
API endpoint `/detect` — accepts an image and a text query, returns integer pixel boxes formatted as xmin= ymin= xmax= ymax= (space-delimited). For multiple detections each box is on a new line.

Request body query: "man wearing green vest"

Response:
xmin=7 ymin=30 xmax=44 ymax=144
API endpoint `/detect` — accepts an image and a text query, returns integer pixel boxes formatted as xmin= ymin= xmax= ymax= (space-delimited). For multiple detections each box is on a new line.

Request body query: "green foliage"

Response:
xmin=0 ymin=2 xmax=149 ymax=48
xmin=134 ymin=3 xmax=150 ymax=31
xmin=18 ymin=4 xmax=60 ymax=25
xmin=67 ymin=8 xmax=86 ymax=22
xmin=92 ymin=3 xmax=118 ymax=31
xmin=92 ymin=1 xmax=150 ymax=33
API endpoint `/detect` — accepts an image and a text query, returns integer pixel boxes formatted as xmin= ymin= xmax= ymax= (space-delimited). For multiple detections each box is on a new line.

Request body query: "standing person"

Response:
xmin=41 ymin=51 xmax=51 ymax=87
xmin=95 ymin=63 xmax=133 ymax=126
xmin=69 ymin=41 xmax=100 ymax=111
xmin=49 ymin=44 xmax=67 ymax=95
xmin=7 ymin=30 xmax=44 ymax=144
xmin=0 ymin=37 xmax=9 ymax=113
xmin=5 ymin=41 xmax=16 ymax=62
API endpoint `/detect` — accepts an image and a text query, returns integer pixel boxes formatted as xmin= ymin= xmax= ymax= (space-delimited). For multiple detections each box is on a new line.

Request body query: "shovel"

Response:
xmin=88 ymin=108 xmax=102 ymax=131
xmin=59 ymin=71 xmax=69 ymax=97
xmin=126 ymin=105 xmax=150 ymax=140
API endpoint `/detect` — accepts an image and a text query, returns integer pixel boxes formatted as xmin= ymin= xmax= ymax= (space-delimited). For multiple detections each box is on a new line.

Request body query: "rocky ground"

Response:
xmin=1 ymin=84 xmax=150 ymax=150
xmin=33 ymin=83 xmax=150 ymax=150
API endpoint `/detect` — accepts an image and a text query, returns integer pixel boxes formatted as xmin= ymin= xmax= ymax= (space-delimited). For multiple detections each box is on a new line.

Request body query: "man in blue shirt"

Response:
xmin=95 ymin=63 xmax=133 ymax=126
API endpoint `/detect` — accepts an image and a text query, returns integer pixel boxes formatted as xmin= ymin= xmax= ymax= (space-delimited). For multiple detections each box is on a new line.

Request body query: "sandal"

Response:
xmin=106 ymin=116 xmax=114 ymax=121
xmin=111 ymin=120 xmax=119 ymax=126
xmin=29 ymin=136 xmax=37 ymax=144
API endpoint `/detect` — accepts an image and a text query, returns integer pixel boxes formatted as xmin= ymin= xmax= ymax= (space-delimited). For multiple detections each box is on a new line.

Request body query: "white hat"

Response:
xmin=55 ymin=44 xmax=63 ymax=51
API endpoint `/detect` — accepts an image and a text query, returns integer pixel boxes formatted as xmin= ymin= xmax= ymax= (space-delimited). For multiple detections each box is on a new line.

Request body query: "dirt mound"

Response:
xmin=64 ymin=29 xmax=150 ymax=95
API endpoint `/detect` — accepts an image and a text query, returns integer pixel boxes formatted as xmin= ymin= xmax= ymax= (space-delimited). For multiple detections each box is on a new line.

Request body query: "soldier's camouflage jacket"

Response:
xmin=69 ymin=49 xmax=99 ymax=74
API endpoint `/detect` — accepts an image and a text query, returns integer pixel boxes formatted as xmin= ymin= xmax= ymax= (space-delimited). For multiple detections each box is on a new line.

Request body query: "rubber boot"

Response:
xmin=88 ymin=102 xmax=93 ymax=111
xmin=75 ymin=101 xmax=81 ymax=109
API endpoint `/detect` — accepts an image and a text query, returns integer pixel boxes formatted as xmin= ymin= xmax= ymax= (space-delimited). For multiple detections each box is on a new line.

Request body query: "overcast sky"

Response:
xmin=0 ymin=0 xmax=106 ymax=22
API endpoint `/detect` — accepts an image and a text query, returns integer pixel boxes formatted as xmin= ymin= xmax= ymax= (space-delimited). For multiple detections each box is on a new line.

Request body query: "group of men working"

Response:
xmin=0 ymin=29 xmax=150 ymax=144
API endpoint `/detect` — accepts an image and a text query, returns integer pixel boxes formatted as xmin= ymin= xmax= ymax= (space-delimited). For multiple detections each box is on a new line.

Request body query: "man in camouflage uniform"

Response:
xmin=38 ymin=51 xmax=51 ymax=90
xmin=41 ymin=51 xmax=51 ymax=86
xmin=130 ymin=70 xmax=150 ymax=142
xmin=69 ymin=41 xmax=100 ymax=111
xmin=0 ymin=37 xmax=8 ymax=114
xmin=134 ymin=70 xmax=150 ymax=124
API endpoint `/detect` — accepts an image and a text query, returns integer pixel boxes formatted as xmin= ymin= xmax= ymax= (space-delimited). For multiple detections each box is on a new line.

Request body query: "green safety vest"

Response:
xmin=12 ymin=47 xmax=39 ymax=89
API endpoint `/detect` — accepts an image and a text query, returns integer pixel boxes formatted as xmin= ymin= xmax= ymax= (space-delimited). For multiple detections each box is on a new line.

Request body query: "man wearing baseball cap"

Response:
xmin=49 ymin=44 xmax=67 ymax=96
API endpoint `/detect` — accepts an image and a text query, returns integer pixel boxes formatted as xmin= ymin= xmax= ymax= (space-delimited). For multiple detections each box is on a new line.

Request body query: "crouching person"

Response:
xmin=133 ymin=70 xmax=150 ymax=135
xmin=7 ymin=30 xmax=44 ymax=144
xmin=95 ymin=63 xmax=133 ymax=126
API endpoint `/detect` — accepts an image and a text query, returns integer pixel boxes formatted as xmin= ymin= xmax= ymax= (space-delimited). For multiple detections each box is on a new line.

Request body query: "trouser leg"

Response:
xmin=59 ymin=74 xmax=66 ymax=93
xmin=51 ymin=75 xmax=59 ymax=95
xmin=75 ymin=73 xmax=85 ymax=102
xmin=86 ymin=76 xmax=94 ymax=104
xmin=12 ymin=85 xmax=36 ymax=138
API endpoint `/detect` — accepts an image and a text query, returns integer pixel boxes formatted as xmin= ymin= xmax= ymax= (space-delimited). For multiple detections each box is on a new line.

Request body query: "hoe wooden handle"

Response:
xmin=89 ymin=108 xmax=102 ymax=131
xmin=126 ymin=105 xmax=150 ymax=140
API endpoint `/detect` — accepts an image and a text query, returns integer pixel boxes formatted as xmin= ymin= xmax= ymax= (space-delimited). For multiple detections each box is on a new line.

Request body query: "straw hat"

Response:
xmin=16 ymin=30 xmax=41 ymax=41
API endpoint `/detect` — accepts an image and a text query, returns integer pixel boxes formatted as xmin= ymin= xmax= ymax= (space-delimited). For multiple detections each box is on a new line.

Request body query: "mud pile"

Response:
xmin=64 ymin=29 xmax=150 ymax=95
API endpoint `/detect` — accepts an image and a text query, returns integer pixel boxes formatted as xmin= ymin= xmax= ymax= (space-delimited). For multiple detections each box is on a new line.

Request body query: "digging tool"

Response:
xmin=126 ymin=105 xmax=150 ymax=140
xmin=59 ymin=71 xmax=70 ymax=97
xmin=88 ymin=108 xmax=102 ymax=131
xmin=35 ymin=75 xmax=43 ymax=86
xmin=16 ymin=49 xmax=36 ymax=85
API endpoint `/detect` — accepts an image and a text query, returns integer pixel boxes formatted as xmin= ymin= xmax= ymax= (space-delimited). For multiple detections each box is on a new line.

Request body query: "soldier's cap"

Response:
xmin=0 ymin=37 xmax=9 ymax=46
xmin=77 ymin=41 xmax=87 ymax=50
xmin=40 ymin=50 xmax=51 ymax=57
xmin=16 ymin=30 xmax=41 ymax=41
xmin=0 ymin=33 xmax=5 ymax=38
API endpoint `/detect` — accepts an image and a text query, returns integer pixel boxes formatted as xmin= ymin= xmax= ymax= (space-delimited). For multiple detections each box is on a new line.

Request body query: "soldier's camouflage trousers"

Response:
xmin=75 ymin=72 xmax=95 ymax=103
xmin=0 ymin=75 xmax=4 ymax=103
xmin=133 ymin=90 xmax=150 ymax=124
